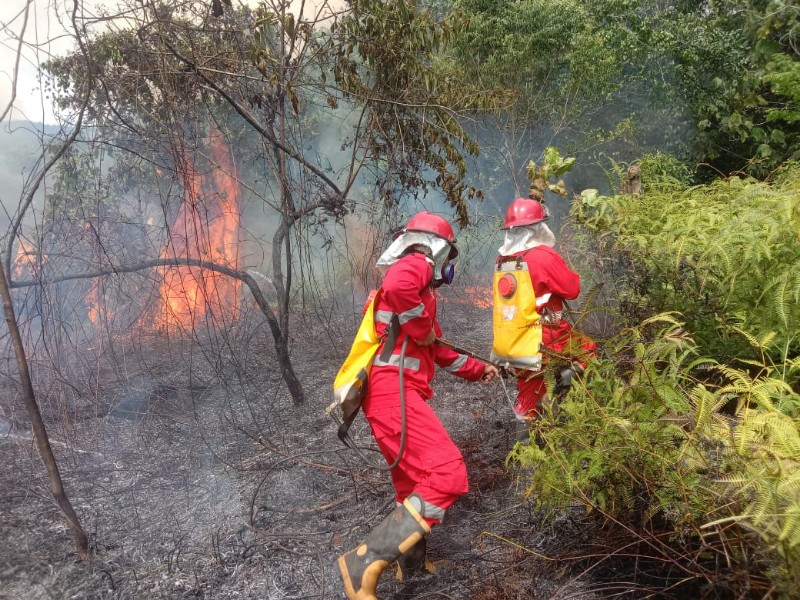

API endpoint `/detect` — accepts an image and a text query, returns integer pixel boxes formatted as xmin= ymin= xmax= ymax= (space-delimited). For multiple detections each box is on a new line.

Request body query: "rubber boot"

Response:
xmin=338 ymin=495 xmax=431 ymax=600
xmin=396 ymin=537 xmax=427 ymax=580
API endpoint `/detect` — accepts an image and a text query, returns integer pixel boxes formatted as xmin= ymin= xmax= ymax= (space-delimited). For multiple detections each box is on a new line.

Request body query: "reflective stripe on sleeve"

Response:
xmin=535 ymin=293 xmax=552 ymax=307
xmin=375 ymin=310 xmax=394 ymax=324
xmin=397 ymin=303 xmax=425 ymax=324
xmin=442 ymin=354 xmax=468 ymax=373
xmin=376 ymin=304 xmax=425 ymax=324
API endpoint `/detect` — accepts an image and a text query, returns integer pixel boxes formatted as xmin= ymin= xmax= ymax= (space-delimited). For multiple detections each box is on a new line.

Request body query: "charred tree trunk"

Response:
xmin=0 ymin=259 xmax=89 ymax=560
xmin=273 ymin=330 xmax=304 ymax=406
xmin=241 ymin=271 xmax=304 ymax=404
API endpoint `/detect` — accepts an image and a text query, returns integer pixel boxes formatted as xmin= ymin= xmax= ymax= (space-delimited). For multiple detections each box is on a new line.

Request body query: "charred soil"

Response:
xmin=0 ymin=299 xmax=630 ymax=600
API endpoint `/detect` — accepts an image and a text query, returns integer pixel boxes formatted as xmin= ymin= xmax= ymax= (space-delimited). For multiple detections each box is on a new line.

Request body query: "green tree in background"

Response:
xmin=445 ymin=0 xmax=623 ymax=197
xmin=589 ymin=0 xmax=800 ymax=178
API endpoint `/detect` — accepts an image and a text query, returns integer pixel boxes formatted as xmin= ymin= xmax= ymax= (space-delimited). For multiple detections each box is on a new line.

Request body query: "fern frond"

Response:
xmin=758 ymin=268 xmax=800 ymax=330
xmin=689 ymin=385 xmax=728 ymax=431
xmin=778 ymin=508 xmax=800 ymax=547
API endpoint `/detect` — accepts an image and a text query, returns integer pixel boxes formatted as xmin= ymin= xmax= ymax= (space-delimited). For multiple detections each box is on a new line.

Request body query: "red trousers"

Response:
xmin=514 ymin=372 xmax=549 ymax=418
xmin=514 ymin=322 xmax=597 ymax=419
xmin=363 ymin=389 xmax=468 ymax=527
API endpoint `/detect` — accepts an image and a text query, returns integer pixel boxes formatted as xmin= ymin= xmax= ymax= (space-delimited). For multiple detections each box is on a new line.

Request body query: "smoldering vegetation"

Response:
xmin=0 ymin=289 xmax=612 ymax=600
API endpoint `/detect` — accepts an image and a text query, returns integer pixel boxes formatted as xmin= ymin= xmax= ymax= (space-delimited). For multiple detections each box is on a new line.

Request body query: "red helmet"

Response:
xmin=503 ymin=198 xmax=548 ymax=229
xmin=403 ymin=211 xmax=456 ymax=242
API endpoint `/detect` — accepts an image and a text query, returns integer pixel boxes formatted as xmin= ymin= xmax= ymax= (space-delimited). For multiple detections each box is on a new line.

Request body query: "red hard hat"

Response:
xmin=503 ymin=198 xmax=548 ymax=229
xmin=403 ymin=211 xmax=456 ymax=243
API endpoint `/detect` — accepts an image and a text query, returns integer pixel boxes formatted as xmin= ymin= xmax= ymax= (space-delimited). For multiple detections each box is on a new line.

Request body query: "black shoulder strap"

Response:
xmin=379 ymin=313 xmax=401 ymax=362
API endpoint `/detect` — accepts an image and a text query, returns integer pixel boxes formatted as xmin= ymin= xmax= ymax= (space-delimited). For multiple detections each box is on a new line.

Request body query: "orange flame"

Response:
xmin=87 ymin=278 xmax=102 ymax=326
xmin=12 ymin=240 xmax=44 ymax=279
xmin=156 ymin=128 xmax=241 ymax=331
xmin=439 ymin=285 xmax=493 ymax=309
xmin=462 ymin=286 xmax=493 ymax=309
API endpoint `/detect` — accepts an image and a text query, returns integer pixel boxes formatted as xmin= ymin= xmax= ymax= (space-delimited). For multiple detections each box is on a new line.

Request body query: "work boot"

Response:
xmin=396 ymin=537 xmax=427 ymax=580
xmin=338 ymin=495 xmax=431 ymax=600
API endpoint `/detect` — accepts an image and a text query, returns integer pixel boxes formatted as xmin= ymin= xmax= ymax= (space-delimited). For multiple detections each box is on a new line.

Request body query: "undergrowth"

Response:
xmin=573 ymin=161 xmax=800 ymax=366
xmin=509 ymin=160 xmax=800 ymax=598
xmin=511 ymin=316 xmax=800 ymax=597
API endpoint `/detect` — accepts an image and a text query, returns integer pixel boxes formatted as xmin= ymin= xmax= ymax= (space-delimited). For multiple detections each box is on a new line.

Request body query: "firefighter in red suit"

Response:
xmin=492 ymin=197 xmax=596 ymax=423
xmin=338 ymin=212 xmax=499 ymax=600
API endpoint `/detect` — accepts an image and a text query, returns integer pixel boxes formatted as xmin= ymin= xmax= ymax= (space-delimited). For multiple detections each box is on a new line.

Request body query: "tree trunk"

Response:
xmin=240 ymin=271 xmax=305 ymax=405
xmin=273 ymin=329 xmax=305 ymax=405
xmin=0 ymin=259 xmax=89 ymax=560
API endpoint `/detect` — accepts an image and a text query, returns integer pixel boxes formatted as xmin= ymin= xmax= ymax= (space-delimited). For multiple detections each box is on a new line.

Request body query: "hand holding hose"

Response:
xmin=481 ymin=364 xmax=500 ymax=383
xmin=435 ymin=337 xmax=504 ymax=381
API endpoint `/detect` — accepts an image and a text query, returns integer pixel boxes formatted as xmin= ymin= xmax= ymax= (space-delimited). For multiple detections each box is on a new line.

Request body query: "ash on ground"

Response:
xmin=1 ymin=299 xmax=601 ymax=600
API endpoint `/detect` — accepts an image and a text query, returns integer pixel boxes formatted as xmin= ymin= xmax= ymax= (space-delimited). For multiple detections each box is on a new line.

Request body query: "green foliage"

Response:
xmin=444 ymin=0 xmax=628 ymax=198
xmin=674 ymin=1 xmax=800 ymax=177
xmin=763 ymin=52 xmax=800 ymax=127
xmin=637 ymin=152 xmax=692 ymax=188
xmin=601 ymin=152 xmax=691 ymax=197
xmin=526 ymin=146 xmax=576 ymax=198
xmin=542 ymin=156 xmax=800 ymax=594
xmin=435 ymin=0 xmax=800 ymax=182
xmin=576 ymin=2 xmax=755 ymax=176
xmin=571 ymin=164 xmax=800 ymax=365
xmin=511 ymin=316 xmax=800 ymax=595
xmin=449 ymin=0 xmax=621 ymax=123
xmin=332 ymin=0 xmax=512 ymax=226
xmin=577 ymin=1 xmax=800 ymax=178
xmin=511 ymin=315 xmax=711 ymax=520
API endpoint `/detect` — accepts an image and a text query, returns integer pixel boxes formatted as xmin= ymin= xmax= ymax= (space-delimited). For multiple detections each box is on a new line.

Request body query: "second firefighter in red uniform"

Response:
xmin=491 ymin=197 xmax=596 ymax=421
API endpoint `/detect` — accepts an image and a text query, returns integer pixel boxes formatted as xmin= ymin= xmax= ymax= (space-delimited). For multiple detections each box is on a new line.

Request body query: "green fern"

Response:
xmin=511 ymin=313 xmax=800 ymax=594
xmin=571 ymin=165 xmax=800 ymax=365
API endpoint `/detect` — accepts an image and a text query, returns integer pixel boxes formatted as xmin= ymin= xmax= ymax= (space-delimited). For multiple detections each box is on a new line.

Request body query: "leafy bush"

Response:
xmin=572 ymin=161 xmax=800 ymax=367
xmin=511 ymin=165 xmax=800 ymax=595
xmin=511 ymin=316 xmax=800 ymax=596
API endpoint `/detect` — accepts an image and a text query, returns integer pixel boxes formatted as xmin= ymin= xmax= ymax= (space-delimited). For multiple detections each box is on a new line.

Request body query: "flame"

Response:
xmin=462 ymin=286 xmax=493 ymax=309
xmin=439 ymin=285 xmax=493 ymax=309
xmin=12 ymin=240 xmax=44 ymax=279
xmin=87 ymin=278 xmax=104 ymax=326
xmin=156 ymin=128 xmax=241 ymax=331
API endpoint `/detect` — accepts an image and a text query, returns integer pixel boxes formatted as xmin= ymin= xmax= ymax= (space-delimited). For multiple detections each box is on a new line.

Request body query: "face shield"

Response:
xmin=376 ymin=231 xmax=459 ymax=285
xmin=498 ymin=222 xmax=556 ymax=256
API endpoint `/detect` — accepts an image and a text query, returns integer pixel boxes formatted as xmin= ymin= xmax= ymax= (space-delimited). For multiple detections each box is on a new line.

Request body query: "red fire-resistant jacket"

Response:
xmin=369 ymin=252 xmax=486 ymax=398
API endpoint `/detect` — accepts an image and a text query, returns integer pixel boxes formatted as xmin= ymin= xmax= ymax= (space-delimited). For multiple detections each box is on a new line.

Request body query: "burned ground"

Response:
xmin=1 ymin=295 xmax=607 ymax=600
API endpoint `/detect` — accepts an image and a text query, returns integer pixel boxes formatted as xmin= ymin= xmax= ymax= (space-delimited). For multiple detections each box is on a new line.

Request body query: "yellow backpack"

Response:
xmin=328 ymin=289 xmax=398 ymax=441
xmin=490 ymin=256 xmax=543 ymax=370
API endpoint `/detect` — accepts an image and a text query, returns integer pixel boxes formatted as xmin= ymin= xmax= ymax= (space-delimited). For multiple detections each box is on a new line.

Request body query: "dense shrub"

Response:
xmin=511 ymin=161 xmax=800 ymax=596
xmin=573 ymin=160 xmax=800 ymax=367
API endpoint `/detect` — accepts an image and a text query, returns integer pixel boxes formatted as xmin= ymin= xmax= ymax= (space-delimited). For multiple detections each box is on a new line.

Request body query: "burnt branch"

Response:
xmin=0 ymin=259 xmax=89 ymax=560
xmin=10 ymin=257 xmax=305 ymax=404
xmin=158 ymin=38 xmax=347 ymax=203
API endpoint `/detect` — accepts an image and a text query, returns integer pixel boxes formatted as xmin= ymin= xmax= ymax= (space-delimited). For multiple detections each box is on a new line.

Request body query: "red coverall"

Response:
xmin=364 ymin=252 xmax=486 ymax=527
xmin=501 ymin=245 xmax=597 ymax=417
